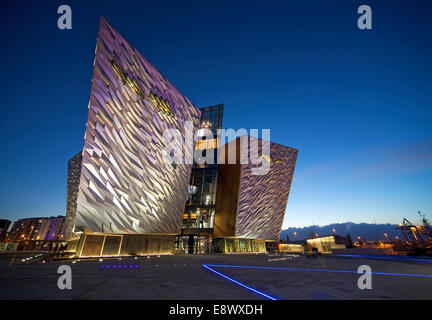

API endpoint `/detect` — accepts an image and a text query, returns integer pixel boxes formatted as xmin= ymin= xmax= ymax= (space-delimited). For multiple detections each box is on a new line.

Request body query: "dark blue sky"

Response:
xmin=1 ymin=0 xmax=431 ymax=227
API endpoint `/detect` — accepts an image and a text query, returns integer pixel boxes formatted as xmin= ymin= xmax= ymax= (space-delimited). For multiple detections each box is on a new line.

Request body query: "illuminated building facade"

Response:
xmin=64 ymin=17 xmax=299 ymax=257
xmin=8 ymin=217 xmax=48 ymax=241
xmin=8 ymin=216 xmax=66 ymax=241
xmin=179 ymin=104 xmax=224 ymax=253
xmin=306 ymin=235 xmax=349 ymax=253
xmin=66 ymin=18 xmax=201 ymax=256
xmin=214 ymin=136 xmax=298 ymax=249
xmin=42 ymin=216 xmax=66 ymax=241
xmin=178 ymin=134 xmax=298 ymax=254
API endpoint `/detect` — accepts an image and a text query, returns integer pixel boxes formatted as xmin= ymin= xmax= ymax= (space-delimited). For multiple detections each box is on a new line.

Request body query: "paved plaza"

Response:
xmin=1 ymin=252 xmax=432 ymax=300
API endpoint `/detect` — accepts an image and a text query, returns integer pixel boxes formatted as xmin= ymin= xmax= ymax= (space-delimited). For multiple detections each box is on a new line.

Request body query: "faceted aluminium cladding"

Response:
xmin=64 ymin=151 xmax=83 ymax=240
xmin=72 ymin=18 xmax=201 ymax=234
xmin=214 ymin=136 xmax=298 ymax=241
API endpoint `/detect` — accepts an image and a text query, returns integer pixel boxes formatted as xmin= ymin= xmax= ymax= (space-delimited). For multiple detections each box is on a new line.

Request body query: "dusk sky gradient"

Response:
xmin=0 ymin=0 xmax=431 ymax=228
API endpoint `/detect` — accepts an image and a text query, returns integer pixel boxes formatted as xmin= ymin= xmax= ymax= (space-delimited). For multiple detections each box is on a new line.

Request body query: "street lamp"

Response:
xmin=384 ymin=233 xmax=392 ymax=242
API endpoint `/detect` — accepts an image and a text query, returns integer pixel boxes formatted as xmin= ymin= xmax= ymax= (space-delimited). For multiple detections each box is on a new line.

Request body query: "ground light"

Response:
xmin=100 ymin=264 xmax=139 ymax=269
xmin=203 ymin=264 xmax=432 ymax=300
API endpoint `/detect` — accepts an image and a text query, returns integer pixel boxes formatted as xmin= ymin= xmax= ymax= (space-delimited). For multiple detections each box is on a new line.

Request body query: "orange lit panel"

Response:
xmin=183 ymin=214 xmax=197 ymax=219
xmin=195 ymin=139 xmax=218 ymax=150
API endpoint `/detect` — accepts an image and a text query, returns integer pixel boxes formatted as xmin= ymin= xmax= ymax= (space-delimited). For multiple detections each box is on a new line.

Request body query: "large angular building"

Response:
xmin=65 ymin=17 xmax=298 ymax=257
xmin=177 ymin=130 xmax=298 ymax=254
xmin=66 ymin=18 xmax=201 ymax=256
xmin=213 ymin=136 xmax=298 ymax=252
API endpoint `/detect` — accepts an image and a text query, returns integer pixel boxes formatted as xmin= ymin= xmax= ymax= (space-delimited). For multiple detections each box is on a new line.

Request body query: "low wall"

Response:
xmin=74 ymin=233 xmax=175 ymax=257
xmin=212 ymin=238 xmax=266 ymax=253
xmin=0 ymin=242 xmax=19 ymax=251
xmin=332 ymin=248 xmax=396 ymax=255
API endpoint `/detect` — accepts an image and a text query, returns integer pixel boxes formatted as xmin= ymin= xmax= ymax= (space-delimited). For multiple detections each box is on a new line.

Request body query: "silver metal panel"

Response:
xmin=235 ymin=137 xmax=298 ymax=240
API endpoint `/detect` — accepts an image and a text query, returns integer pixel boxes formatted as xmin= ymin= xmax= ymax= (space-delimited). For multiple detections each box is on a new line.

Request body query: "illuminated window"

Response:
xmin=111 ymin=60 xmax=177 ymax=119
xmin=259 ymin=154 xmax=273 ymax=163
xmin=148 ymin=92 xmax=175 ymax=118
xmin=258 ymin=154 xmax=281 ymax=165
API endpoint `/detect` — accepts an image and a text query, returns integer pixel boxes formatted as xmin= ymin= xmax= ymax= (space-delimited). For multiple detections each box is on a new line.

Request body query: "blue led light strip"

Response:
xmin=204 ymin=264 xmax=432 ymax=278
xmin=202 ymin=264 xmax=278 ymax=300
xmin=337 ymin=254 xmax=432 ymax=262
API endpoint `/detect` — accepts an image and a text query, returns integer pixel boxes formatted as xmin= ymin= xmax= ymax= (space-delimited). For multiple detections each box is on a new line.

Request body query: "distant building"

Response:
xmin=0 ymin=219 xmax=11 ymax=241
xmin=40 ymin=216 xmax=66 ymax=241
xmin=8 ymin=216 xmax=65 ymax=241
xmin=8 ymin=217 xmax=46 ymax=241
xmin=306 ymin=234 xmax=349 ymax=253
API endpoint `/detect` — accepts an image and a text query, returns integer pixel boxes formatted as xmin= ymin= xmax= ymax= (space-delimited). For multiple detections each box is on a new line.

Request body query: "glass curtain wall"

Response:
xmin=183 ymin=104 xmax=223 ymax=231
xmin=182 ymin=104 xmax=223 ymax=253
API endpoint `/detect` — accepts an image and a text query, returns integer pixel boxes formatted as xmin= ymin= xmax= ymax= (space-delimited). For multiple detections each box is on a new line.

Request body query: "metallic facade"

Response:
xmin=236 ymin=137 xmax=298 ymax=240
xmin=72 ymin=18 xmax=201 ymax=234
xmin=215 ymin=136 xmax=298 ymax=241
xmin=65 ymin=151 xmax=82 ymax=239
